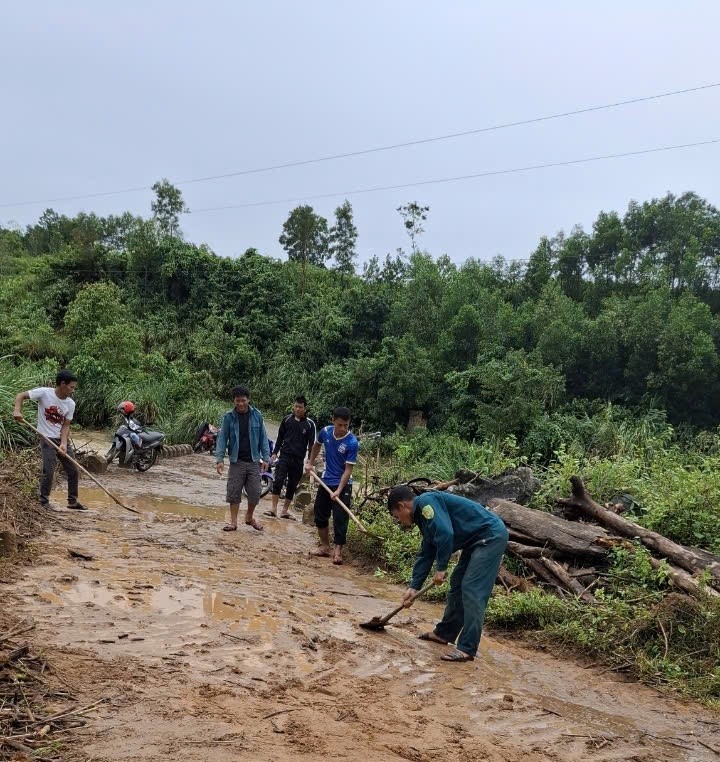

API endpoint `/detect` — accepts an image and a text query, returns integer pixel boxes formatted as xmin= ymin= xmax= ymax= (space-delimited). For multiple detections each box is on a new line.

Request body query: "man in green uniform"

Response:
xmin=387 ymin=485 xmax=508 ymax=662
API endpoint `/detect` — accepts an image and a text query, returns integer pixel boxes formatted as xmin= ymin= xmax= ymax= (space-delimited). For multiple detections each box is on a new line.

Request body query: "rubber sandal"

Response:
xmin=263 ymin=511 xmax=277 ymax=518
xmin=67 ymin=502 xmax=88 ymax=511
xmin=245 ymin=519 xmax=263 ymax=531
xmin=222 ymin=524 xmax=237 ymax=532
xmin=280 ymin=514 xmax=296 ymax=521
xmin=440 ymin=648 xmax=474 ymax=662
xmin=419 ymin=632 xmax=448 ymax=645
xmin=309 ymin=550 xmax=331 ymax=558
xmin=332 ymin=558 xmax=344 ymax=565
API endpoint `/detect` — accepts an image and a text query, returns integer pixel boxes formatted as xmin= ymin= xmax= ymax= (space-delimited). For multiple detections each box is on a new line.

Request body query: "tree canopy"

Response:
xmin=3 ymin=189 xmax=720 ymax=439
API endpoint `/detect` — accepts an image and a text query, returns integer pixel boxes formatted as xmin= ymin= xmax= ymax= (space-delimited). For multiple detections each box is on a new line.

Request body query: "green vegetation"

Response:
xmin=2 ymin=184 xmax=720 ymax=702
xmin=347 ymin=420 xmax=720 ymax=705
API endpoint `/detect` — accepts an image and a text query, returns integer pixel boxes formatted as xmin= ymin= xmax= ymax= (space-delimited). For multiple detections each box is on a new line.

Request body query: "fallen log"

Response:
xmin=538 ymin=557 xmax=597 ymax=604
xmin=648 ymin=557 xmax=720 ymax=599
xmin=507 ymin=542 xmax=597 ymax=603
xmin=526 ymin=560 xmax=570 ymax=597
xmin=489 ymin=498 xmax=610 ymax=559
xmin=506 ymin=541 xmax=560 ymax=559
xmin=568 ymin=567 xmax=599 ymax=588
xmin=557 ymin=476 xmax=720 ymax=589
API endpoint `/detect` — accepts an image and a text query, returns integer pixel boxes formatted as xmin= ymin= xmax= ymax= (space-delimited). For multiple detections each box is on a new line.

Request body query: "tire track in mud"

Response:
xmin=5 ymin=449 xmax=720 ymax=761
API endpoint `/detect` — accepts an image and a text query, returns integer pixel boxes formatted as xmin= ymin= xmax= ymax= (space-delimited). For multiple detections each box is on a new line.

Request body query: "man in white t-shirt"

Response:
xmin=13 ymin=369 xmax=86 ymax=511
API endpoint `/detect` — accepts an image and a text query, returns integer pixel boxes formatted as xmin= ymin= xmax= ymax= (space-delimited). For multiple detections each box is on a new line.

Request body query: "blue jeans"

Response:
xmin=433 ymin=528 xmax=509 ymax=657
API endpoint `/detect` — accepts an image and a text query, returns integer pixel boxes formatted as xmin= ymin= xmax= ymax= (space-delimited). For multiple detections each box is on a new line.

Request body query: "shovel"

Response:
xmin=18 ymin=419 xmax=140 ymax=515
xmin=359 ymin=581 xmax=435 ymax=631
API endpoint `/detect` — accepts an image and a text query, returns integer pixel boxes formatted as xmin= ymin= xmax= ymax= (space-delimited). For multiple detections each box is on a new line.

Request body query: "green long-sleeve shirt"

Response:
xmin=410 ymin=491 xmax=507 ymax=589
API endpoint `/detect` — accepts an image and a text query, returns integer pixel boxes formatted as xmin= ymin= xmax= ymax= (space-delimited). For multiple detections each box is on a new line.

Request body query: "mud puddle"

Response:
xmin=8 ymin=450 xmax=720 ymax=761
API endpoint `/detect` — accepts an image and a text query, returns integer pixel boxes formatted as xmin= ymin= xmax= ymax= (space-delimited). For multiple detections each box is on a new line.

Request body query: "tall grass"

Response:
xmin=158 ymin=397 xmax=229 ymax=444
xmin=0 ymin=357 xmax=57 ymax=449
xmin=378 ymin=429 xmax=518 ymax=482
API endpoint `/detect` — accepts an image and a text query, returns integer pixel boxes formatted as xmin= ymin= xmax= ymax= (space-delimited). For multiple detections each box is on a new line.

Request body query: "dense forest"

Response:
xmin=2 ymin=184 xmax=720 ymax=446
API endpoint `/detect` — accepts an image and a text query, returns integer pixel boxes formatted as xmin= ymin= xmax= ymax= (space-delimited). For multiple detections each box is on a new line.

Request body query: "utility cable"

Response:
xmin=188 ymin=137 xmax=720 ymax=213
xmin=0 ymin=82 xmax=717 ymax=209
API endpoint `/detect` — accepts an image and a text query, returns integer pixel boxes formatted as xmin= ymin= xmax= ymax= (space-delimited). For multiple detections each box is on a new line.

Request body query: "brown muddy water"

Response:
xmin=4 ymin=433 xmax=720 ymax=761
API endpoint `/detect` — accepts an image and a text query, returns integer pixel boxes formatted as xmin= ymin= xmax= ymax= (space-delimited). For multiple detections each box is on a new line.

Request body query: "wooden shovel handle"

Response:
xmin=379 ymin=581 xmax=436 ymax=625
xmin=308 ymin=470 xmax=370 ymax=534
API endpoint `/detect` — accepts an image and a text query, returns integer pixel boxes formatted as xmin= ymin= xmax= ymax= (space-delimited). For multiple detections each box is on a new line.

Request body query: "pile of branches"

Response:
xmin=0 ymin=618 xmax=103 ymax=761
xmin=455 ymin=475 xmax=720 ymax=603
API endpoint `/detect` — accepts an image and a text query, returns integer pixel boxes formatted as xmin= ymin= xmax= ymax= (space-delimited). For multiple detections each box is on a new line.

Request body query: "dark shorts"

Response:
xmin=226 ymin=461 xmax=261 ymax=504
xmin=314 ymin=484 xmax=352 ymax=546
xmin=39 ymin=438 xmax=78 ymax=505
xmin=271 ymin=456 xmax=304 ymax=499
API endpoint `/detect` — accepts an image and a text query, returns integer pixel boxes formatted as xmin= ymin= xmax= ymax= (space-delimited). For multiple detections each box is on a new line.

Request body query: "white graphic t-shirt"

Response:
xmin=28 ymin=387 xmax=75 ymax=439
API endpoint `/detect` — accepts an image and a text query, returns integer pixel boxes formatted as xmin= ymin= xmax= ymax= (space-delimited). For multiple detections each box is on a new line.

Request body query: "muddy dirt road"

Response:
xmin=6 ymin=443 xmax=720 ymax=761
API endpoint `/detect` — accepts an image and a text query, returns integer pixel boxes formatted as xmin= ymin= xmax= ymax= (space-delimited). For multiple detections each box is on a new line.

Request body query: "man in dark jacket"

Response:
xmin=215 ymin=385 xmax=270 ymax=532
xmin=264 ymin=395 xmax=316 ymax=520
xmin=387 ymin=485 xmax=508 ymax=662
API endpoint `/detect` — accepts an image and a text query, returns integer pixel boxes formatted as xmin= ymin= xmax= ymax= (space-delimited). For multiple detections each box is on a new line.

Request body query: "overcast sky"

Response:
xmin=2 ymin=1 xmax=719 ymax=266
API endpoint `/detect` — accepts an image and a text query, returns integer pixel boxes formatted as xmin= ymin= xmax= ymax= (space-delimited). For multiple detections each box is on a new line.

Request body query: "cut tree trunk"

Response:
xmin=488 ymin=498 xmax=611 ymax=559
xmin=648 ymin=557 xmax=720 ymax=599
xmin=538 ymin=557 xmax=597 ymax=604
xmin=507 ymin=541 xmax=597 ymax=602
xmin=557 ymin=476 xmax=720 ymax=589
xmin=506 ymin=541 xmax=560 ymax=559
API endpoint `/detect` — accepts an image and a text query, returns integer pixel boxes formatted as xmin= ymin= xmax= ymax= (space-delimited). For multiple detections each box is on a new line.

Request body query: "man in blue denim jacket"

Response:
xmin=388 ymin=485 xmax=508 ymax=662
xmin=215 ymin=385 xmax=270 ymax=532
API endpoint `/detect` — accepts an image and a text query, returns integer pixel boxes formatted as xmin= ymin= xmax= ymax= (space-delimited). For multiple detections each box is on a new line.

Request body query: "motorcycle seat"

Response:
xmin=139 ymin=431 xmax=164 ymax=445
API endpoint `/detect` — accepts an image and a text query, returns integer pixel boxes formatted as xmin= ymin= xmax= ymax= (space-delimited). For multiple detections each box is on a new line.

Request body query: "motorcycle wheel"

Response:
xmin=135 ymin=448 xmax=158 ymax=472
xmin=259 ymin=474 xmax=273 ymax=498
xmin=105 ymin=446 xmax=118 ymax=465
xmin=407 ymin=477 xmax=432 ymax=488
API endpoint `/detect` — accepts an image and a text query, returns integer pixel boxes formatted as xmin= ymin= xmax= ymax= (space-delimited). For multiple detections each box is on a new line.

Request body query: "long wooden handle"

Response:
xmin=379 ymin=581 xmax=436 ymax=625
xmin=308 ymin=470 xmax=370 ymax=534
xmin=19 ymin=419 xmax=140 ymax=515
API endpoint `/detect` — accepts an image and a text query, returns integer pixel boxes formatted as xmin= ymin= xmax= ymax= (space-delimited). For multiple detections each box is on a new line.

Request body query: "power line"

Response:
xmin=188 ymin=137 xmax=720 ymax=213
xmin=1 ymin=82 xmax=718 ymax=210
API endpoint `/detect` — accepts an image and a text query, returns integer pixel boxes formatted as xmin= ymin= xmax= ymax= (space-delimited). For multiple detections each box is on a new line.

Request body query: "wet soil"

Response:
xmin=5 ymin=434 xmax=720 ymax=761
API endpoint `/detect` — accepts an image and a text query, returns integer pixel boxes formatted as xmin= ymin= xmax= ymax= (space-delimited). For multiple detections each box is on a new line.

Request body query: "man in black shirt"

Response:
xmin=264 ymin=396 xmax=316 ymax=520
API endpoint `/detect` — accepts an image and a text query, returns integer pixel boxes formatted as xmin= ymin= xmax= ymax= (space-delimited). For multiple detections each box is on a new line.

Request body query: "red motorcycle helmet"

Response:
xmin=118 ymin=400 xmax=135 ymax=415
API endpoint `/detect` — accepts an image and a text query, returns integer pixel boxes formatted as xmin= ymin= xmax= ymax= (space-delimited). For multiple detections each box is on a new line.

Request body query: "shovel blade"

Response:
xmin=359 ymin=617 xmax=387 ymax=631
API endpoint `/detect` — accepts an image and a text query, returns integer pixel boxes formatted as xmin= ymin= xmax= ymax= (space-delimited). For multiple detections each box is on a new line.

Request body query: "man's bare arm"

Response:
xmin=13 ymin=391 xmax=30 ymax=421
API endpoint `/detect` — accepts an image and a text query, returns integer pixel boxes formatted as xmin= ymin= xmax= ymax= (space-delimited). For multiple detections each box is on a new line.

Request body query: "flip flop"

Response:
xmin=262 ymin=511 xmax=277 ymax=518
xmin=440 ymin=648 xmax=474 ymax=662
xmin=280 ymin=514 xmax=296 ymax=521
xmin=309 ymin=550 xmax=331 ymax=558
xmin=332 ymin=558 xmax=343 ymax=565
xmin=67 ymin=502 xmax=88 ymax=511
xmin=245 ymin=519 xmax=264 ymax=531
xmin=222 ymin=524 xmax=237 ymax=532
xmin=419 ymin=632 xmax=449 ymax=645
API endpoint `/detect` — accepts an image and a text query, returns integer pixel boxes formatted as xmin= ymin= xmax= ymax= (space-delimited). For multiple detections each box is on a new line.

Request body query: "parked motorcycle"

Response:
xmin=106 ymin=401 xmax=166 ymax=472
xmin=192 ymin=421 xmax=218 ymax=453
xmin=259 ymin=439 xmax=275 ymax=498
